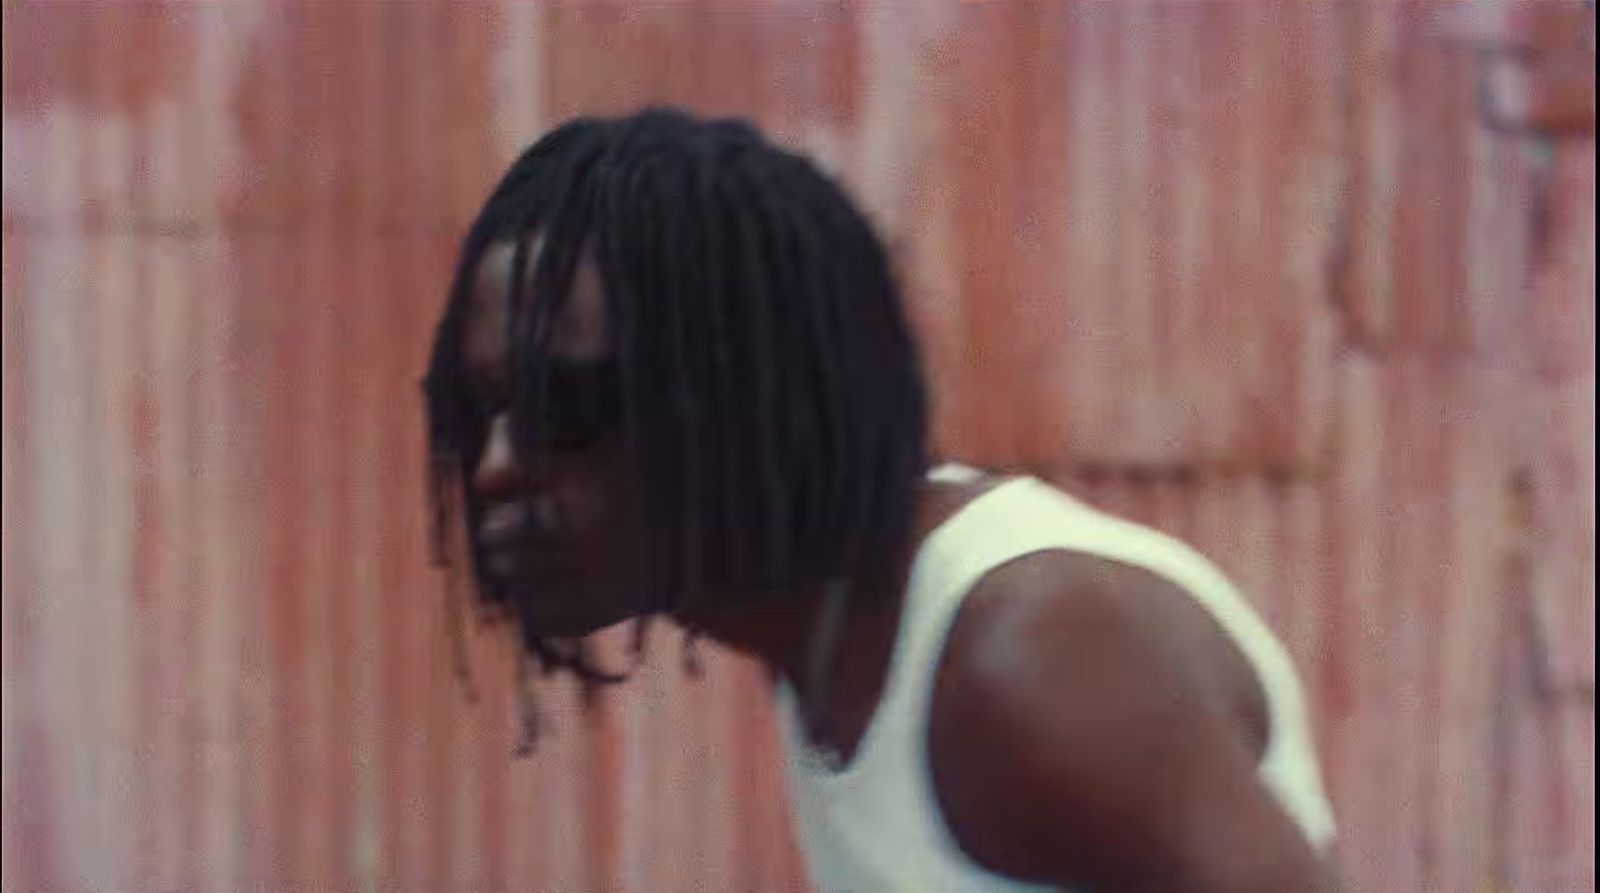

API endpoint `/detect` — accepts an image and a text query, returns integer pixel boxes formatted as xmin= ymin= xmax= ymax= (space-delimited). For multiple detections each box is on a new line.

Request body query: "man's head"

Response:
xmin=423 ymin=108 xmax=927 ymax=683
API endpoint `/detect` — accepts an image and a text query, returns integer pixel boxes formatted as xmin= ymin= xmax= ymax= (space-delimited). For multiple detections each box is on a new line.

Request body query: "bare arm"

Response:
xmin=928 ymin=554 xmax=1340 ymax=893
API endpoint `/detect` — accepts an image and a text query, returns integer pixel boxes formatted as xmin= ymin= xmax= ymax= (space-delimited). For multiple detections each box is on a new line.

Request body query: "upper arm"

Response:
xmin=928 ymin=552 xmax=1338 ymax=893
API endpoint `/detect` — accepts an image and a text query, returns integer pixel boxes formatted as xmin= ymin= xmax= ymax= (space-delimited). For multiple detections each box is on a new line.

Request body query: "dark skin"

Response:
xmin=463 ymin=239 xmax=1341 ymax=892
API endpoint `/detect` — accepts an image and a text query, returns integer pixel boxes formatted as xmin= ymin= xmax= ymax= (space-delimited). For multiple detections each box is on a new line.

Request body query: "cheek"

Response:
xmin=557 ymin=451 xmax=636 ymax=537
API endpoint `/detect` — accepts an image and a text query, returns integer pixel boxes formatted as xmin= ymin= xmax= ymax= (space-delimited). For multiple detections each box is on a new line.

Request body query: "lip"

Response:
xmin=479 ymin=499 xmax=552 ymax=544
xmin=478 ymin=522 xmax=530 ymax=553
xmin=477 ymin=528 xmax=577 ymax=588
xmin=479 ymin=495 xmax=563 ymax=544
xmin=479 ymin=503 xmax=527 ymax=543
xmin=480 ymin=533 xmax=562 ymax=567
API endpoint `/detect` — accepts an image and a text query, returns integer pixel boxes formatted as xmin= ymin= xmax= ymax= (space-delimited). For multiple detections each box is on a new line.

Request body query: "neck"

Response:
xmin=676 ymin=570 xmax=905 ymax=695
xmin=671 ymin=474 xmax=954 ymax=707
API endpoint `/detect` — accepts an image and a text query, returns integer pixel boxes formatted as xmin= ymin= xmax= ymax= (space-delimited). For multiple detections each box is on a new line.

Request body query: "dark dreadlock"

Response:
xmin=421 ymin=107 xmax=928 ymax=748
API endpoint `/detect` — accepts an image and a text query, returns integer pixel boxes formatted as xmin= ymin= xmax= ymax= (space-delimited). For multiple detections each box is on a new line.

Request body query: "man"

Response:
xmin=423 ymin=108 xmax=1340 ymax=892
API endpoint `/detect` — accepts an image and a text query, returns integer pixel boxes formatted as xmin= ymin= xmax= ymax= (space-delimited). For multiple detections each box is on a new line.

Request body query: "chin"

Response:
xmin=524 ymin=598 xmax=648 ymax=639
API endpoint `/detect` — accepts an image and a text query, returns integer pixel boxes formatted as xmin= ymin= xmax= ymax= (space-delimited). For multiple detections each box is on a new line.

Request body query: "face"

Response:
xmin=460 ymin=239 xmax=648 ymax=637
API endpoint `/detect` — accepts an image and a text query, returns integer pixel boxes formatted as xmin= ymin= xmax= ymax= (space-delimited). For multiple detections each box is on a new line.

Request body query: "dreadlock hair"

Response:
xmin=421 ymin=107 xmax=929 ymax=749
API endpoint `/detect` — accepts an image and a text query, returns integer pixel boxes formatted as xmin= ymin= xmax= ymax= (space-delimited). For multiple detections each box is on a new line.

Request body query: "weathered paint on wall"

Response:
xmin=3 ymin=2 xmax=1593 ymax=891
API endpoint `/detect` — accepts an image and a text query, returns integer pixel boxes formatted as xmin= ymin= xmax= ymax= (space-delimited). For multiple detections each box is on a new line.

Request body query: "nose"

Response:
xmin=472 ymin=413 xmax=523 ymax=500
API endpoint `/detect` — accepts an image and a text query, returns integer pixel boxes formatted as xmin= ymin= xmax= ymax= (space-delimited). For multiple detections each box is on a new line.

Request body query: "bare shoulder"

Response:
xmin=924 ymin=549 xmax=1328 ymax=891
xmin=933 ymin=548 xmax=1268 ymax=746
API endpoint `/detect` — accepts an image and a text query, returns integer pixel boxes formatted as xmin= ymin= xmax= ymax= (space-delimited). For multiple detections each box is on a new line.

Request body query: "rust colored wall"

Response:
xmin=3 ymin=2 xmax=1593 ymax=891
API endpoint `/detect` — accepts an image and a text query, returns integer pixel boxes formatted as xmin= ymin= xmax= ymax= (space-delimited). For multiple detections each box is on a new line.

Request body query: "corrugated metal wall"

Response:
xmin=2 ymin=2 xmax=1593 ymax=891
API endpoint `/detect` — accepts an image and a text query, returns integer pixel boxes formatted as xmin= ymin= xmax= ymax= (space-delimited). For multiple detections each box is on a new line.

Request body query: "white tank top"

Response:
xmin=773 ymin=465 xmax=1337 ymax=893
